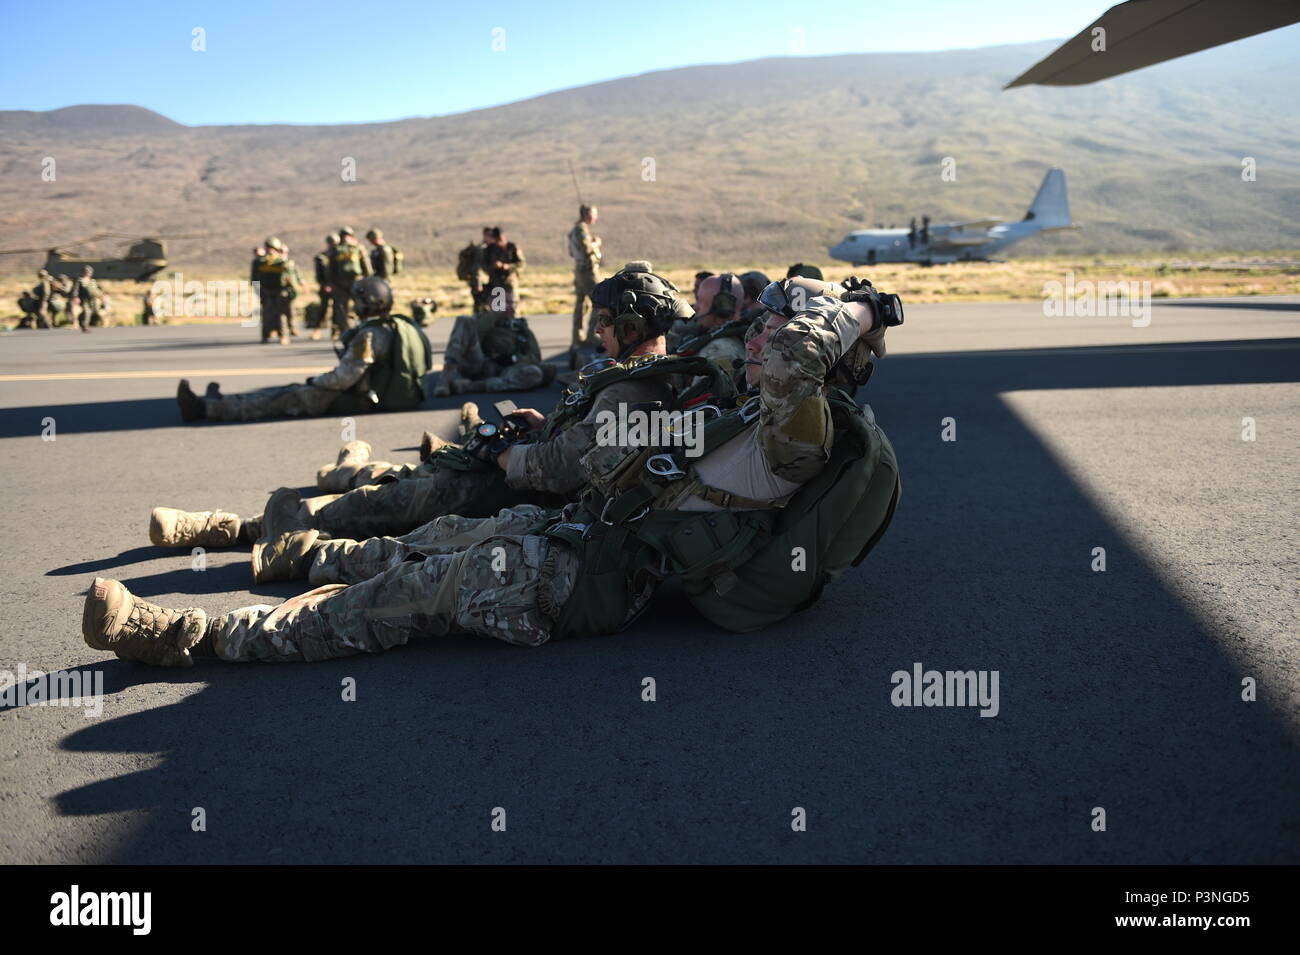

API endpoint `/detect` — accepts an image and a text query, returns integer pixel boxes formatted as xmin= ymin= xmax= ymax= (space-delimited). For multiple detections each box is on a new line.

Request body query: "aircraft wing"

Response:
xmin=947 ymin=217 xmax=1004 ymax=230
xmin=931 ymin=233 xmax=993 ymax=248
xmin=925 ymin=219 xmax=1004 ymax=248
xmin=1005 ymin=0 xmax=1300 ymax=88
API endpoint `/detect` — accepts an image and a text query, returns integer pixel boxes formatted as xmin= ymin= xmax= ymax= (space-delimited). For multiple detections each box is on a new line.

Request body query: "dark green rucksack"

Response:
xmin=335 ymin=314 xmax=432 ymax=413
xmin=672 ymin=391 xmax=900 ymax=631
xmin=548 ymin=390 xmax=900 ymax=636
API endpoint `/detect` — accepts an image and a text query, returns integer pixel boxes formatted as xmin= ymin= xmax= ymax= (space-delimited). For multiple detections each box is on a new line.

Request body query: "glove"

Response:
xmin=840 ymin=276 xmax=902 ymax=358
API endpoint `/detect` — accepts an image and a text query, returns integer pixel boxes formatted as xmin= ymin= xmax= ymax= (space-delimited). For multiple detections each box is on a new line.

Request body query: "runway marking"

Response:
xmin=0 ymin=364 xmax=446 ymax=382
xmin=0 ymin=367 xmax=331 ymax=382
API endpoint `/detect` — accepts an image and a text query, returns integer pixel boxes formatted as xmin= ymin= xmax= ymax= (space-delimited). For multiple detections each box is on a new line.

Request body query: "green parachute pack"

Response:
xmin=539 ymin=352 xmax=740 ymax=442
xmin=545 ymin=388 xmax=900 ymax=636
xmin=332 ymin=314 xmax=432 ymax=413
xmin=671 ymin=318 xmax=748 ymax=357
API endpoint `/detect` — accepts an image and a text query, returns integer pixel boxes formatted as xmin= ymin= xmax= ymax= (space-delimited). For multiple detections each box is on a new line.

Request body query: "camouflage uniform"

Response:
xmin=569 ymin=219 xmax=602 ymax=347
xmin=204 ymin=364 xmax=669 ymax=552
xmin=369 ymin=241 xmax=396 ymax=279
xmin=251 ymin=250 xmax=302 ymax=341
xmin=456 ymin=242 xmax=485 ymax=313
xmin=17 ymin=274 xmax=54 ymax=328
xmin=665 ymin=317 xmax=702 ymax=354
xmin=48 ymin=277 xmax=72 ymax=327
xmin=203 ymin=320 xmax=398 ymax=421
xmin=212 ymin=504 xmax=579 ymax=660
xmin=328 ymin=236 xmax=372 ymax=336
xmin=282 ymin=369 xmax=672 ymax=556
xmin=309 ymin=244 xmax=333 ymax=333
xmin=71 ymin=276 xmax=105 ymax=329
xmin=674 ymin=320 xmax=748 ymax=385
xmin=200 ymin=296 xmax=865 ymax=661
xmin=141 ymin=288 xmax=160 ymax=325
xmin=437 ymin=310 xmax=550 ymax=394
xmin=481 ymin=240 xmax=525 ymax=317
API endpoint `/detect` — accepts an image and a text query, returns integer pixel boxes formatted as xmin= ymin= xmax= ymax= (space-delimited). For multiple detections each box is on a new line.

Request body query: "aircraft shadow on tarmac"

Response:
xmin=46 ymin=337 xmax=1300 ymax=864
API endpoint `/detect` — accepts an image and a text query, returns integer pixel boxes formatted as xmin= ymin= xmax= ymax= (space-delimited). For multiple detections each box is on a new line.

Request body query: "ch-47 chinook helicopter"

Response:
xmin=0 ymin=233 xmax=192 ymax=282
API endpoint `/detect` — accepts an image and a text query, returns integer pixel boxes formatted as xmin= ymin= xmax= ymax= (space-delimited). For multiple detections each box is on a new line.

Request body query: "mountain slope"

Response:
xmin=2 ymin=34 xmax=1298 ymax=271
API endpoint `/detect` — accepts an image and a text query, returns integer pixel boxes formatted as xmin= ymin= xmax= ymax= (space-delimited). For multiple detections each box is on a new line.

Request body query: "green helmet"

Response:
xmin=339 ymin=226 xmax=355 ymax=237
xmin=265 ymin=237 xmax=285 ymax=252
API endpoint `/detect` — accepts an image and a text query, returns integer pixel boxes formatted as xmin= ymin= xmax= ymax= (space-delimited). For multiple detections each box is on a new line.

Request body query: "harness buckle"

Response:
xmin=599 ymin=497 xmax=650 ymax=526
xmin=739 ymin=396 xmax=762 ymax=424
xmin=646 ymin=453 xmax=686 ymax=480
xmin=578 ymin=357 xmax=617 ymax=379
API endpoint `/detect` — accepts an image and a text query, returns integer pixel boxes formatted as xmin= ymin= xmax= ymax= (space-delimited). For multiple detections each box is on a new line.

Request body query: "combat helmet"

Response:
xmin=739 ymin=270 xmax=771 ymax=301
xmin=590 ymin=261 xmax=692 ymax=355
xmin=265 ymin=237 xmax=285 ymax=252
xmin=786 ymin=263 xmax=823 ymax=281
xmin=351 ymin=276 xmax=393 ymax=317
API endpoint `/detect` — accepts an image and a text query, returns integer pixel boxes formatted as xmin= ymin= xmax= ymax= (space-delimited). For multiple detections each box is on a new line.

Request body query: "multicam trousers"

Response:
xmin=302 ymin=466 xmax=503 ymax=543
xmin=204 ymin=383 xmax=345 ymax=421
xmin=212 ymin=504 xmax=579 ymax=661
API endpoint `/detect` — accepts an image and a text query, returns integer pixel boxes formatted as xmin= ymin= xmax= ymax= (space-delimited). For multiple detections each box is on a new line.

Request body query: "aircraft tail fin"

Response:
xmin=1024 ymin=168 xmax=1071 ymax=229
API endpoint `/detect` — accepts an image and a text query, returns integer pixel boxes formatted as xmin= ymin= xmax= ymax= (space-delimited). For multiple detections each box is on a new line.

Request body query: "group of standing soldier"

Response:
xmin=250 ymin=227 xmax=404 ymax=343
xmin=16 ymin=266 xmax=108 ymax=331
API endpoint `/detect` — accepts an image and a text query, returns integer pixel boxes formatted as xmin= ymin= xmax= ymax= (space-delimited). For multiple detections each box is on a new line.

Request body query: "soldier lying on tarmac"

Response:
xmin=147 ymin=264 xmax=739 ymax=575
xmin=82 ymin=274 xmax=902 ymax=667
xmin=175 ymin=277 xmax=431 ymax=423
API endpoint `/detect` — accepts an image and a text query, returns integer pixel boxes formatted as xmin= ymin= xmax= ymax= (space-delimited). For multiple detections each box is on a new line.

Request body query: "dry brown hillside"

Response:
xmin=2 ymin=36 xmax=1298 ymax=275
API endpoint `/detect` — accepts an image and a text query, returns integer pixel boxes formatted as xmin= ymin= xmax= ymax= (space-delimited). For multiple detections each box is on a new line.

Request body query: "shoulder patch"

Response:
xmin=779 ymin=395 xmax=832 ymax=447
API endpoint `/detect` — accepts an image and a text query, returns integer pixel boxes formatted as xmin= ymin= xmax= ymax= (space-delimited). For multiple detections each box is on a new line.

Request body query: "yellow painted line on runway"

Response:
xmin=0 ymin=363 xmax=447 ymax=382
xmin=0 ymin=367 xmax=331 ymax=382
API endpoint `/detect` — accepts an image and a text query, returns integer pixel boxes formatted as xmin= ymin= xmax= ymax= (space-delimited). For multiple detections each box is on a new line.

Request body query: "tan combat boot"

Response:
xmin=251 ymin=487 xmax=319 ymax=583
xmin=420 ymin=431 xmax=451 ymax=461
xmin=315 ymin=440 xmax=372 ymax=492
xmin=82 ymin=578 xmax=207 ymax=668
xmin=252 ymin=529 xmax=321 ymax=583
xmin=459 ymin=401 xmax=483 ymax=440
xmin=149 ymin=507 xmax=241 ymax=547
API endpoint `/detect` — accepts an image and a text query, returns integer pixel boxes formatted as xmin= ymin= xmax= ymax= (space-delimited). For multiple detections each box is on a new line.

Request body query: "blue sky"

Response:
xmin=0 ymin=0 xmax=1100 ymax=125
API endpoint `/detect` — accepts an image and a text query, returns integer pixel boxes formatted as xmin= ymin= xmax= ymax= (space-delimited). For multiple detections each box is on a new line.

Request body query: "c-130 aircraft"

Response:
xmin=828 ymin=168 xmax=1072 ymax=267
xmin=828 ymin=1 xmax=1300 ymax=268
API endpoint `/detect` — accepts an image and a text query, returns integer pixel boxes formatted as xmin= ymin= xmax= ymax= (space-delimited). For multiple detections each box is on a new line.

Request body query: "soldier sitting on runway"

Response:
xmin=175 ymin=277 xmax=430 ymax=423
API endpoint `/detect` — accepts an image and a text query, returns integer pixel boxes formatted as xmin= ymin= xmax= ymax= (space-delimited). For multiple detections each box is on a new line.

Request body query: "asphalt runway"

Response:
xmin=1 ymin=297 xmax=1297 ymax=863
